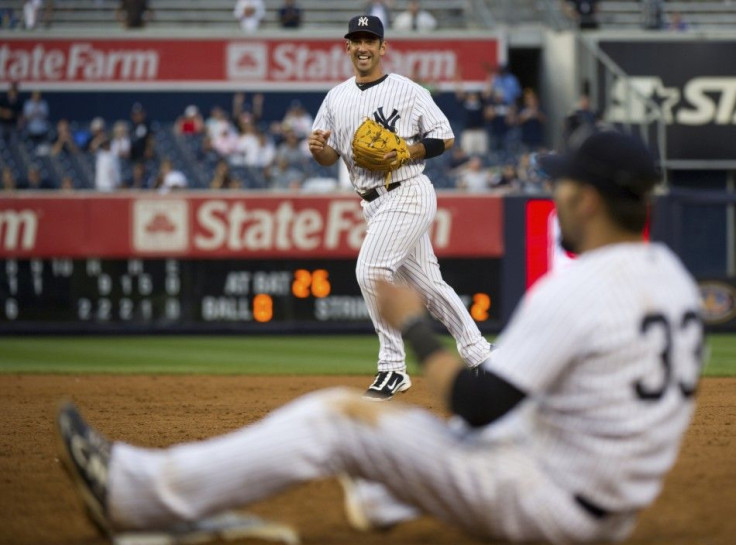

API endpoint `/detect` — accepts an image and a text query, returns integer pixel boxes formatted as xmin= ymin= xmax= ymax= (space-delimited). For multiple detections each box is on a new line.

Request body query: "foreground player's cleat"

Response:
xmin=363 ymin=371 xmax=412 ymax=400
xmin=56 ymin=402 xmax=113 ymax=534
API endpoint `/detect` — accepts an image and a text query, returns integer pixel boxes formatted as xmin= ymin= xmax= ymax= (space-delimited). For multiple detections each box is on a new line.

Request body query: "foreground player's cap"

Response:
xmin=538 ymin=131 xmax=659 ymax=200
xmin=345 ymin=15 xmax=384 ymax=40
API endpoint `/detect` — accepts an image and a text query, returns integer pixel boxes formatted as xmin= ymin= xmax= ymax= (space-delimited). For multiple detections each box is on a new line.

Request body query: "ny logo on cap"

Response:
xmin=358 ymin=16 xmax=369 ymax=26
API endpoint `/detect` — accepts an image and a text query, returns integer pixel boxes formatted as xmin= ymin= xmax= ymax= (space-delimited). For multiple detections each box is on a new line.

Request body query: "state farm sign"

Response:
xmin=2 ymin=36 xmax=501 ymax=89
xmin=0 ymin=194 xmax=503 ymax=259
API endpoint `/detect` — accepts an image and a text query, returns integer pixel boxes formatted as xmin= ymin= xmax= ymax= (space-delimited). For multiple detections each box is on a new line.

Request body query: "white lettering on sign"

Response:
xmin=0 ymin=43 xmax=159 ymax=81
xmin=0 ymin=210 xmax=38 ymax=251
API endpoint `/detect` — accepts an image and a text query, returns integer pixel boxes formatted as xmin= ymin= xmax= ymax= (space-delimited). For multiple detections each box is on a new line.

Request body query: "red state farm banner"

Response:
xmin=0 ymin=36 xmax=501 ymax=90
xmin=0 ymin=193 xmax=503 ymax=259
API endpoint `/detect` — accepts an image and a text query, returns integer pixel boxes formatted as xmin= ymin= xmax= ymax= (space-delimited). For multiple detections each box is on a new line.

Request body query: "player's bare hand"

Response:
xmin=376 ymin=280 xmax=425 ymax=329
xmin=308 ymin=130 xmax=332 ymax=153
xmin=333 ymin=391 xmax=407 ymax=426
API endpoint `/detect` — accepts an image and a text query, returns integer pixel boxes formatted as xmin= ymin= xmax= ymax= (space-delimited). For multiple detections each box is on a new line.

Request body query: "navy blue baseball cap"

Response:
xmin=538 ymin=131 xmax=659 ymax=200
xmin=345 ymin=15 xmax=384 ymax=40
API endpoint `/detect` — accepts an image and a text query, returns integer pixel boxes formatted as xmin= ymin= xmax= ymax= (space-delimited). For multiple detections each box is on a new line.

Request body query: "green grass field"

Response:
xmin=0 ymin=334 xmax=734 ymax=376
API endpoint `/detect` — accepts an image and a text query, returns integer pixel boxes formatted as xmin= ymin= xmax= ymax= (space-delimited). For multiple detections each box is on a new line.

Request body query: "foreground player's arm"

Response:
xmin=376 ymin=282 xmax=526 ymax=427
xmin=308 ymin=129 xmax=340 ymax=166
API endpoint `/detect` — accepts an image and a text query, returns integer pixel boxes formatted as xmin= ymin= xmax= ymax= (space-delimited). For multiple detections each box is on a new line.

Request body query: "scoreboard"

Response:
xmin=0 ymin=193 xmax=505 ymax=333
xmin=0 ymin=257 xmax=501 ymax=333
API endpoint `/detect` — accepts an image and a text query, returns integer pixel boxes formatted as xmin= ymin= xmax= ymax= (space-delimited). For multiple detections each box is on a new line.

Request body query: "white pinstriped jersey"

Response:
xmin=487 ymin=242 xmax=703 ymax=513
xmin=312 ymin=73 xmax=454 ymax=193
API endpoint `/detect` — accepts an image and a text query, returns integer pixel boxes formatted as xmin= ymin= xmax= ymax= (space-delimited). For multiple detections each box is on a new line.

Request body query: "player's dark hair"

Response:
xmin=599 ymin=193 xmax=650 ymax=233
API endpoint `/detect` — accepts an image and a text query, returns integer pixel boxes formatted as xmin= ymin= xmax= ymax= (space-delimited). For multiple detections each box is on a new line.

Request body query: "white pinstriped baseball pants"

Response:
xmin=108 ymin=388 xmax=636 ymax=543
xmin=356 ymin=175 xmax=492 ymax=372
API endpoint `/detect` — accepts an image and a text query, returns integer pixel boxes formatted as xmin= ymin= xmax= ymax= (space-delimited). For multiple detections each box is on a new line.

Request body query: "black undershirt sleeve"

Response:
xmin=450 ymin=367 xmax=527 ymax=427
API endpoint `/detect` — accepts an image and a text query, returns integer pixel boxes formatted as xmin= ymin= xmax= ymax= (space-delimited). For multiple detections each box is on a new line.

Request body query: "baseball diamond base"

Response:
xmin=1 ymin=375 xmax=734 ymax=545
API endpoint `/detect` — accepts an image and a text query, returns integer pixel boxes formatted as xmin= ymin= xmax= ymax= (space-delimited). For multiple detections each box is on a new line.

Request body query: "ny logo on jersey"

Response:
xmin=373 ymin=107 xmax=401 ymax=132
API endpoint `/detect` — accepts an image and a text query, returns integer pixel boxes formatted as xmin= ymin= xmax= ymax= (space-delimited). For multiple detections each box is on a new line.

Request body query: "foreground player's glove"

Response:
xmin=352 ymin=118 xmax=411 ymax=172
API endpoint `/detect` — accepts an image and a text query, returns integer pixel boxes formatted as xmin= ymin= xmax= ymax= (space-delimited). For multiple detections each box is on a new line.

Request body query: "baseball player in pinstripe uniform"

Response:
xmin=308 ymin=15 xmax=492 ymax=399
xmin=57 ymin=130 xmax=704 ymax=543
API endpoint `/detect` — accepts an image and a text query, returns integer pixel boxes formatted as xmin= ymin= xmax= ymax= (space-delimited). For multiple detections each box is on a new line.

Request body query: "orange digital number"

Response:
xmin=253 ymin=294 xmax=273 ymax=323
xmin=292 ymin=269 xmax=332 ymax=298
xmin=311 ymin=269 xmax=331 ymax=298
xmin=470 ymin=293 xmax=491 ymax=321
xmin=292 ymin=269 xmax=312 ymax=298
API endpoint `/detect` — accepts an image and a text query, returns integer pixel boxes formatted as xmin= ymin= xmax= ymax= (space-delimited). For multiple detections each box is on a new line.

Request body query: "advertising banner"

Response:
xmin=0 ymin=193 xmax=504 ymax=259
xmin=599 ymin=40 xmax=736 ymax=161
xmin=0 ymin=36 xmax=501 ymax=90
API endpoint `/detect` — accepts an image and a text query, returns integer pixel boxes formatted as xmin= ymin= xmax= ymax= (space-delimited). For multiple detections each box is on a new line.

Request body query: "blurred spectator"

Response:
xmin=83 ymin=117 xmax=107 ymax=153
xmin=205 ymin=106 xmax=235 ymax=142
xmin=279 ymin=100 xmax=313 ymax=140
xmin=209 ymin=160 xmax=238 ymax=189
xmin=393 ymin=0 xmax=436 ymax=32
xmin=123 ymin=161 xmax=150 ymax=189
xmin=454 ymin=76 xmax=488 ymax=156
xmin=51 ymin=119 xmax=80 ymax=156
xmin=365 ymin=0 xmax=392 ymax=27
xmin=666 ymin=11 xmax=689 ymax=31
xmin=232 ymin=92 xmax=264 ymax=125
xmin=94 ymin=138 xmax=122 ymax=191
xmin=563 ymin=93 xmax=598 ymax=145
xmin=276 ymin=129 xmax=310 ymax=171
xmin=563 ymin=0 xmax=599 ymax=30
xmin=515 ymin=153 xmax=550 ymax=194
xmin=269 ymin=157 xmax=304 ymax=191
xmin=485 ymin=88 xmax=514 ymax=156
xmin=278 ymin=0 xmax=302 ymax=28
xmin=517 ymin=88 xmax=546 ymax=152
xmin=233 ymin=0 xmax=265 ymax=32
xmin=111 ymin=121 xmax=131 ymax=160
xmin=23 ymin=0 xmax=43 ymax=29
xmin=641 ymin=0 xmax=663 ymax=30
xmin=117 ymin=0 xmax=152 ymax=29
xmin=0 ymin=83 xmax=22 ymax=141
xmin=488 ymin=64 xmax=522 ymax=107
xmin=154 ymin=158 xmax=187 ymax=193
xmin=2 ymin=167 xmax=17 ymax=191
xmin=244 ymin=130 xmax=276 ymax=169
xmin=174 ymin=105 xmax=205 ymax=135
xmin=489 ymin=162 xmax=518 ymax=192
xmin=22 ymin=90 xmax=50 ymax=144
xmin=455 ymin=156 xmax=491 ymax=192
xmin=447 ymin=146 xmax=470 ymax=170
xmin=130 ymin=103 xmax=154 ymax=162
xmin=60 ymin=175 xmax=75 ymax=192
xmin=1 ymin=8 xmax=20 ymax=28
xmin=212 ymin=125 xmax=240 ymax=160
xmin=21 ymin=164 xmax=52 ymax=190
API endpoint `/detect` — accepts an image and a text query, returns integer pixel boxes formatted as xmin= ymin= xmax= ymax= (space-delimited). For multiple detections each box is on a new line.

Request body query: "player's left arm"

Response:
xmin=377 ymin=281 xmax=527 ymax=427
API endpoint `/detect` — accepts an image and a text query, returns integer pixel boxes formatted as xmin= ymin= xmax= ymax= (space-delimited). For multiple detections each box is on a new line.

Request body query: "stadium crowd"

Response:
xmin=0 ymin=69 xmax=571 ymax=195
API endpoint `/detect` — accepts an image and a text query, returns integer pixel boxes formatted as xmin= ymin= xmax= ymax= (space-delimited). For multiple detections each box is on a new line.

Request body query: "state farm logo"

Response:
xmin=133 ymin=200 xmax=189 ymax=253
xmin=227 ymin=43 xmax=267 ymax=80
xmin=0 ymin=209 xmax=38 ymax=251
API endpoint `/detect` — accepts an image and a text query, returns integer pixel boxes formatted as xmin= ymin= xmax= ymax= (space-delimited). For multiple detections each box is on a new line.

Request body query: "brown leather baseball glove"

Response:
xmin=352 ymin=118 xmax=411 ymax=172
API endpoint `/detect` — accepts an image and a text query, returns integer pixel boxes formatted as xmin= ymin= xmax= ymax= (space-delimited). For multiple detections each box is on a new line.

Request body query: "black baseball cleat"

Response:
xmin=363 ymin=371 xmax=412 ymax=401
xmin=56 ymin=402 xmax=113 ymax=534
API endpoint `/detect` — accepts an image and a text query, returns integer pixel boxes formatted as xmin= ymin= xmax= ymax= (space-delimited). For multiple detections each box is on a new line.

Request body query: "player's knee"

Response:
xmin=355 ymin=264 xmax=393 ymax=291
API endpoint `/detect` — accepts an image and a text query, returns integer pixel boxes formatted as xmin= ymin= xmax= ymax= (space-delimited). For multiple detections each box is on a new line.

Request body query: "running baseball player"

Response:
xmin=57 ymin=130 xmax=704 ymax=543
xmin=308 ymin=14 xmax=492 ymax=399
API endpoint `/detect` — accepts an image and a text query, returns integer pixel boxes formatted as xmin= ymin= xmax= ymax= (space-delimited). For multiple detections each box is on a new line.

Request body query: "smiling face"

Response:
xmin=346 ymin=32 xmax=386 ymax=81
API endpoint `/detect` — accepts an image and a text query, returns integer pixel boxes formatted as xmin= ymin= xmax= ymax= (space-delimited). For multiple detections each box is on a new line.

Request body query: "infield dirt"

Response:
xmin=1 ymin=375 xmax=733 ymax=545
